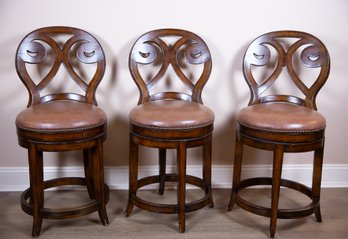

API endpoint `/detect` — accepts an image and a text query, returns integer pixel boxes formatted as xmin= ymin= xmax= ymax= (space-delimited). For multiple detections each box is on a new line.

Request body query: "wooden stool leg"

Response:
xmin=177 ymin=142 xmax=187 ymax=233
xmin=159 ymin=148 xmax=166 ymax=195
xmin=228 ymin=134 xmax=244 ymax=211
xmin=270 ymin=145 xmax=284 ymax=238
xmin=203 ymin=135 xmax=214 ymax=208
xmin=125 ymin=134 xmax=139 ymax=217
xmin=83 ymin=149 xmax=95 ymax=199
xmin=28 ymin=145 xmax=44 ymax=237
xmin=313 ymin=145 xmax=324 ymax=222
xmin=93 ymin=138 xmax=109 ymax=225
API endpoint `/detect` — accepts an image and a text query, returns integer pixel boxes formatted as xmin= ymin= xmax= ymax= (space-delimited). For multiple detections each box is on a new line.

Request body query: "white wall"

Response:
xmin=1 ymin=0 xmax=347 ymax=189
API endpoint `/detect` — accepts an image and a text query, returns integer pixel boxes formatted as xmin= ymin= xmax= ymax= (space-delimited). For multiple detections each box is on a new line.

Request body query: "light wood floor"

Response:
xmin=1 ymin=188 xmax=348 ymax=238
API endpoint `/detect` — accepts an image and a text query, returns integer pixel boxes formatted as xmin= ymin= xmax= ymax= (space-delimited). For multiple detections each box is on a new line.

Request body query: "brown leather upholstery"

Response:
xmin=16 ymin=101 xmax=107 ymax=132
xmin=15 ymin=27 xmax=109 ymax=237
xmin=129 ymin=100 xmax=214 ymax=129
xmin=237 ymin=103 xmax=326 ymax=133
xmin=125 ymin=29 xmax=214 ymax=233
xmin=227 ymin=31 xmax=330 ymax=238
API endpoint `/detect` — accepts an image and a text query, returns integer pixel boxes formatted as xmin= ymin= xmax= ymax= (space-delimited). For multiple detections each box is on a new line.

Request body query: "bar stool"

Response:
xmin=124 ymin=29 xmax=214 ymax=232
xmin=227 ymin=30 xmax=330 ymax=238
xmin=15 ymin=26 xmax=109 ymax=237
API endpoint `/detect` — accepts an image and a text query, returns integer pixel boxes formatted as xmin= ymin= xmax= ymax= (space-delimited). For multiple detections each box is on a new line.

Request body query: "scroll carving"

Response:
xmin=16 ymin=27 xmax=105 ymax=105
xmin=129 ymin=29 xmax=212 ymax=103
xmin=243 ymin=31 xmax=330 ymax=108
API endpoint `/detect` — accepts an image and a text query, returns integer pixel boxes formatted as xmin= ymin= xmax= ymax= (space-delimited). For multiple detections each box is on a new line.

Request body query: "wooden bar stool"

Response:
xmin=124 ymin=29 xmax=214 ymax=232
xmin=15 ymin=26 xmax=109 ymax=237
xmin=227 ymin=31 xmax=330 ymax=238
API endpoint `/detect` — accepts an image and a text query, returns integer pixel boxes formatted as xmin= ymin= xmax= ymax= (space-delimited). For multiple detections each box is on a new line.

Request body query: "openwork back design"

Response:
xmin=16 ymin=26 xmax=106 ymax=107
xmin=129 ymin=29 xmax=212 ymax=104
xmin=243 ymin=31 xmax=330 ymax=110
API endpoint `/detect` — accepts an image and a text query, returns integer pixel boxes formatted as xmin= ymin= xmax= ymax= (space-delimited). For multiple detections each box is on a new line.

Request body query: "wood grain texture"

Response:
xmin=0 ymin=188 xmax=347 ymax=238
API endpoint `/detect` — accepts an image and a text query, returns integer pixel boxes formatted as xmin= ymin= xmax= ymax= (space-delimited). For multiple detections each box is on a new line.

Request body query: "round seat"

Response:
xmin=238 ymin=102 xmax=326 ymax=133
xmin=129 ymin=100 xmax=214 ymax=139
xmin=237 ymin=102 xmax=326 ymax=143
xmin=16 ymin=101 xmax=107 ymax=143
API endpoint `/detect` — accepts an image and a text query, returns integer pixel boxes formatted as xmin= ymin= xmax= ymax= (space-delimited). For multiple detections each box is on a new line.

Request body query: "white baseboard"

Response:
xmin=1 ymin=164 xmax=347 ymax=191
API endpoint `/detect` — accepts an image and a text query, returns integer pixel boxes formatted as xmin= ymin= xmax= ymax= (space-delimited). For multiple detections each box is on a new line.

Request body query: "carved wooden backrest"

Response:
xmin=243 ymin=31 xmax=330 ymax=110
xmin=129 ymin=29 xmax=212 ymax=104
xmin=16 ymin=26 xmax=105 ymax=107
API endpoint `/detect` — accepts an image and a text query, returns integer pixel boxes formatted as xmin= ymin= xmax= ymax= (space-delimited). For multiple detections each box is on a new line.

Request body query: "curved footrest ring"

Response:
xmin=233 ymin=177 xmax=320 ymax=219
xmin=20 ymin=177 xmax=110 ymax=219
xmin=132 ymin=173 xmax=212 ymax=214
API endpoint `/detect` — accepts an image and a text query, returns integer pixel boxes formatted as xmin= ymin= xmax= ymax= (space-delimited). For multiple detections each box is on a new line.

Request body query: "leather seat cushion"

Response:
xmin=16 ymin=101 xmax=107 ymax=132
xmin=237 ymin=102 xmax=326 ymax=133
xmin=129 ymin=100 xmax=214 ymax=129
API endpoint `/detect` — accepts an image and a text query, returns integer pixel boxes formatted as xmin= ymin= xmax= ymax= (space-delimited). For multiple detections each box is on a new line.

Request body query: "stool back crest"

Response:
xmin=129 ymin=29 xmax=212 ymax=104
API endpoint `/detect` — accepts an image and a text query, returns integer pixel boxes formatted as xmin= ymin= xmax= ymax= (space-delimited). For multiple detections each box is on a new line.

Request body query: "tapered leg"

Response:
xmin=312 ymin=142 xmax=324 ymax=222
xmin=177 ymin=142 xmax=187 ymax=233
xmin=92 ymin=138 xmax=109 ymax=225
xmin=125 ymin=134 xmax=139 ymax=217
xmin=28 ymin=145 xmax=44 ymax=237
xmin=270 ymin=145 xmax=284 ymax=238
xmin=159 ymin=148 xmax=166 ymax=195
xmin=228 ymin=134 xmax=244 ymax=211
xmin=203 ymin=135 xmax=214 ymax=208
xmin=83 ymin=149 xmax=95 ymax=199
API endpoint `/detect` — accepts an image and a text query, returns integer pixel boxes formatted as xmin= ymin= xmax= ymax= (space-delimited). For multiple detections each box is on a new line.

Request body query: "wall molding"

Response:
xmin=1 ymin=164 xmax=347 ymax=191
